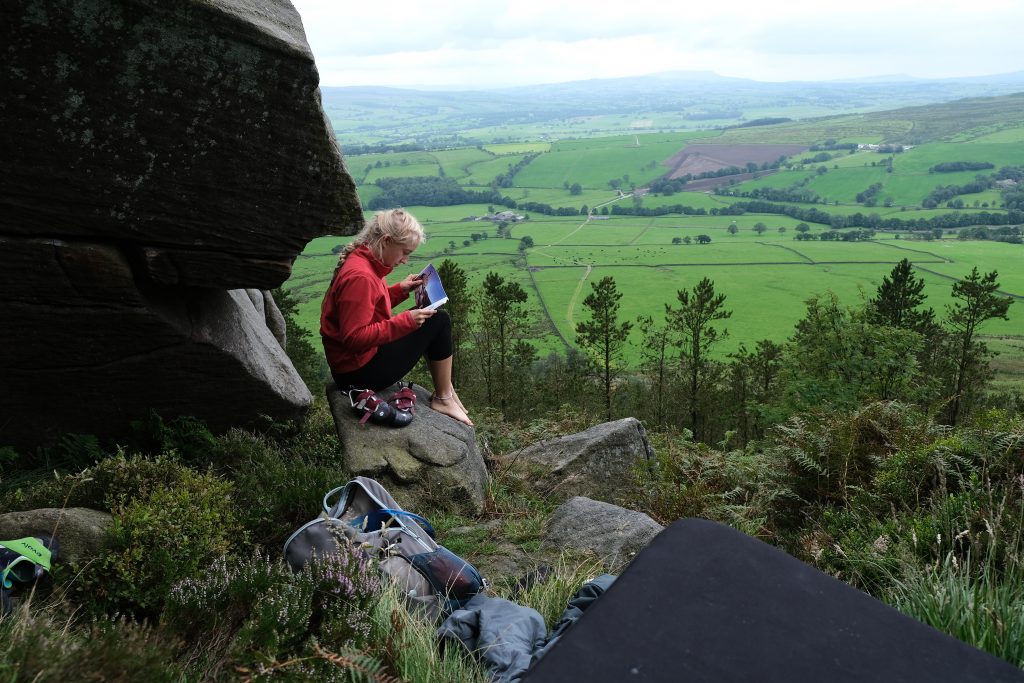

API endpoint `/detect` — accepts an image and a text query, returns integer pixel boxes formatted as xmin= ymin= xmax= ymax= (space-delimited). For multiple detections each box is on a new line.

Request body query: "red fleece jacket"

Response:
xmin=320 ymin=245 xmax=417 ymax=374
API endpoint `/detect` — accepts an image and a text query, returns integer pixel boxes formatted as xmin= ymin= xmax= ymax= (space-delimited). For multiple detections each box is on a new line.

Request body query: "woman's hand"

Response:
xmin=408 ymin=307 xmax=435 ymax=327
xmin=399 ymin=273 xmax=425 ymax=293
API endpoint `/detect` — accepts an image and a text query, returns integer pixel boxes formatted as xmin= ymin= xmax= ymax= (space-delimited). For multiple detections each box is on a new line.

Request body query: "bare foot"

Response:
xmin=431 ymin=393 xmax=473 ymax=426
xmin=451 ymin=389 xmax=469 ymax=414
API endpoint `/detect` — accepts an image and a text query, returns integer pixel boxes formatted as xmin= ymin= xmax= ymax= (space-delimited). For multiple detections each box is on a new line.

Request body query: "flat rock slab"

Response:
xmin=0 ymin=508 xmax=113 ymax=564
xmin=518 ymin=417 xmax=656 ymax=504
xmin=541 ymin=496 xmax=663 ymax=572
xmin=326 ymin=382 xmax=487 ymax=515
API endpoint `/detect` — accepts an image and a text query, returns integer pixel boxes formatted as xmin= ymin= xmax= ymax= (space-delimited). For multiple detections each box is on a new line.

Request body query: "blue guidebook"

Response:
xmin=414 ymin=263 xmax=448 ymax=310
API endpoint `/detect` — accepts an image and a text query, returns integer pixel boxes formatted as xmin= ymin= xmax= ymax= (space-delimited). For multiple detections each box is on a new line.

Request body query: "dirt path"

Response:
xmin=566 ymin=264 xmax=593 ymax=329
xmin=528 ymin=192 xmax=632 ymax=341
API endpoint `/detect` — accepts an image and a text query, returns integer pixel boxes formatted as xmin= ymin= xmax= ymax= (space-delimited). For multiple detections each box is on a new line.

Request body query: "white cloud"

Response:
xmin=291 ymin=0 xmax=1024 ymax=87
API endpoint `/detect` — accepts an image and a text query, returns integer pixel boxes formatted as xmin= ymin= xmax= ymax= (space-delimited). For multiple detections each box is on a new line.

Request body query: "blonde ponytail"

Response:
xmin=334 ymin=209 xmax=425 ymax=275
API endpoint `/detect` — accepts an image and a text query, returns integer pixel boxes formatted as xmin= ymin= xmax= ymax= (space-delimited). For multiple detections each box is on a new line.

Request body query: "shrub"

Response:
xmin=868 ymin=436 xmax=975 ymax=514
xmin=0 ymin=602 xmax=183 ymax=682
xmin=637 ymin=432 xmax=784 ymax=539
xmin=164 ymin=549 xmax=384 ymax=680
xmin=2 ymin=449 xmax=216 ymax=513
xmin=127 ymin=411 xmax=219 ymax=465
xmin=215 ymin=427 xmax=343 ymax=546
xmin=61 ymin=461 xmax=242 ymax=616
xmin=768 ymin=402 xmax=937 ymax=523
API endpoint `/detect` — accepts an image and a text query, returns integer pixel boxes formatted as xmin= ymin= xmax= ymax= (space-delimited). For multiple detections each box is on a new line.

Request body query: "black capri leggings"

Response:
xmin=332 ymin=309 xmax=453 ymax=391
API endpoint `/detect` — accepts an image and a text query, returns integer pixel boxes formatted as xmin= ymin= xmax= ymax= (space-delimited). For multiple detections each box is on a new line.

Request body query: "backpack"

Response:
xmin=283 ymin=477 xmax=484 ymax=619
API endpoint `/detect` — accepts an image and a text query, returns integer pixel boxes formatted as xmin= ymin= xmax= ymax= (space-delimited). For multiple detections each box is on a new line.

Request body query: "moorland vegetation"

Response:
xmin=3 ymin=257 xmax=1022 ymax=677
xmin=4 ymin=85 xmax=1024 ymax=681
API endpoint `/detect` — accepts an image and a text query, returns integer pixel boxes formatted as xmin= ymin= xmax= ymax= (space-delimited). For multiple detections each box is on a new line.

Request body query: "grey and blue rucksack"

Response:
xmin=283 ymin=477 xmax=484 ymax=619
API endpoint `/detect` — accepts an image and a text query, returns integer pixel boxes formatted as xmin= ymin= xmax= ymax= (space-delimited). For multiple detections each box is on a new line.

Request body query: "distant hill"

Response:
xmin=321 ymin=70 xmax=1024 ymax=147
xmin=714 ymin=91 xmax=1024 ymax=146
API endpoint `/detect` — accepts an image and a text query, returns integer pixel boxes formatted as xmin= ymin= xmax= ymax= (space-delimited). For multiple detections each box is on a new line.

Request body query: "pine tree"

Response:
xmin=270 ymin=287 xmax=325 ymax=395
xmin=477 ymin=272 xmax=531 ymax=414
xmin=868 ymin=258 xmax=935 ymax=333
xmin=666 ymin=278 xmax=731 ymax=441
xmin=575 ymin=276 xmax=632 ymax=420
xmin=436 ymin=260 xmax=471 ymax=388
xmin=944 ymin=268 xmax=1013 ymax=425
xmin=636 ymin=314 xmax=671 ymax=427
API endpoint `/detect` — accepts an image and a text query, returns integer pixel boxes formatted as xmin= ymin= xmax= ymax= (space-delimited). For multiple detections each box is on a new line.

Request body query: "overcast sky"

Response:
xmin=290 ymin=0 xmax=1024 ymax=90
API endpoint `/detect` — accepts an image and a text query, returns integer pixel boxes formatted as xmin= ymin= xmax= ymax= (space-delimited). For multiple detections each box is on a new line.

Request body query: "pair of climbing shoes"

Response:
xmin=348 ymin=383 xmax=416 ymax=427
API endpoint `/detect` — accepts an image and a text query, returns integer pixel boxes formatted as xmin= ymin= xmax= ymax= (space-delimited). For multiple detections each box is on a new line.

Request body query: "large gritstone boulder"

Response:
xmin=326 ymin=383 xmax=488 ymax=516
xmin=0 ymin=0 xmax=363 ymax=449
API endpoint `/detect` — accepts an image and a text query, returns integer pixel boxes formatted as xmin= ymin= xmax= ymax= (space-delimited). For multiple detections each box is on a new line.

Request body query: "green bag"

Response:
xmin=1 ymin=536 xmax=58 ymax=615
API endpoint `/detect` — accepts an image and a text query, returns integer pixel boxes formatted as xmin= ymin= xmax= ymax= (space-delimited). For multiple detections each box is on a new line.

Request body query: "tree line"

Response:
xmin=360 ymin=259 xmax=1017 ymax=446
xmin=729 ymin=199 xmax=1024 ymax=230
xmin=366 ymin=176 xmax=514 ymax=210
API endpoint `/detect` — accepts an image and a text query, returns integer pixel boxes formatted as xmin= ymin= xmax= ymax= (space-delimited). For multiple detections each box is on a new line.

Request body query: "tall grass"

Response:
xmin=365 ymin=583 xmax=490 ymax=683
xmin=884 ymin=555 xmax=1024 ymax=668
xmin=493 ymin=555 xmax=605 ymax=627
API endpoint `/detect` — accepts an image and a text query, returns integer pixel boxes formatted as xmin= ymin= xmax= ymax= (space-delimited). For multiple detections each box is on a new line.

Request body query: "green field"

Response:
xmin=292 ymin=98 xmax=1024 ymax=379
xmin=483 ymin=143 xmax=552 ymax=155
xmin=726 ymin=139 xmax=1024 ymax=208
xmin=463 ymin=154 xmax=531 ymax=185
xmin=289 ymin=207 xmax=1023 ymax=370
xmin=514 ymin=132 xmax=707 ymax=190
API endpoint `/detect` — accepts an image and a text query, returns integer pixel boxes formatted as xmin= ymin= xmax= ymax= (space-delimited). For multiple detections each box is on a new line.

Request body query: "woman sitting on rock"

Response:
xmin=321 ymin=208 xmax=472 ymax=426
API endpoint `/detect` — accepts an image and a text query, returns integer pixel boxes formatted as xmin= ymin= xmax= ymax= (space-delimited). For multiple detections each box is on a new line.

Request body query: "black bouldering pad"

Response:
xmin=523 ymin=519 xmax=1024 ymax=682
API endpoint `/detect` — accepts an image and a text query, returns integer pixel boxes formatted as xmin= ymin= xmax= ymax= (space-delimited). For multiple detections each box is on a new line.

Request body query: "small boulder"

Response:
xmin=326 ymin=382 xmax=487 ymax=515
xmin=443 ymin=520 xmax=537 ymax=583
xmin=0 ymin=508 xmax=113 ymax=564
xmin=518 ymin=417 xmax=655 ymax=503
xmin=541 ymin=497 xmax=663 ymax=572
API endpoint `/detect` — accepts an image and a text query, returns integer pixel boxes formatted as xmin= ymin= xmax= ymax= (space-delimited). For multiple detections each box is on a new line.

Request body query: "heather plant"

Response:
xmin=1 ymin=449 xmax=208 ymax=513
xmin=164 ymin=547 xmax=382 ymax=680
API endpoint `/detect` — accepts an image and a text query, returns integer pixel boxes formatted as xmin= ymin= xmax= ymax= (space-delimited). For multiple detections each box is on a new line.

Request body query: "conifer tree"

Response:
xmin=944 ymin=268 xmax=1013 ymax=425
xmin=666 ymin=278 xmax=731 ymax=441
xmin=270 ymin=287 xmax=325 ymax=396
xmin=637 ymin=314 xmax=671 ymax=427
xmin=575 ymin=276 xmax=632 ymax=420
xmin=868 ymin=258 xmax=935 ymax=333
xmin=477 ymin=272 xmax=531 ymax=414
xmin=436 ymin=260 xmax=471 ymax=387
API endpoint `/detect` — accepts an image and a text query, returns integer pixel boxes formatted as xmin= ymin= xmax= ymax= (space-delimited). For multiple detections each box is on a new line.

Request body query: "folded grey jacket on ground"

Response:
xmin=437 ymin=574 xmax=616 ymax=682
